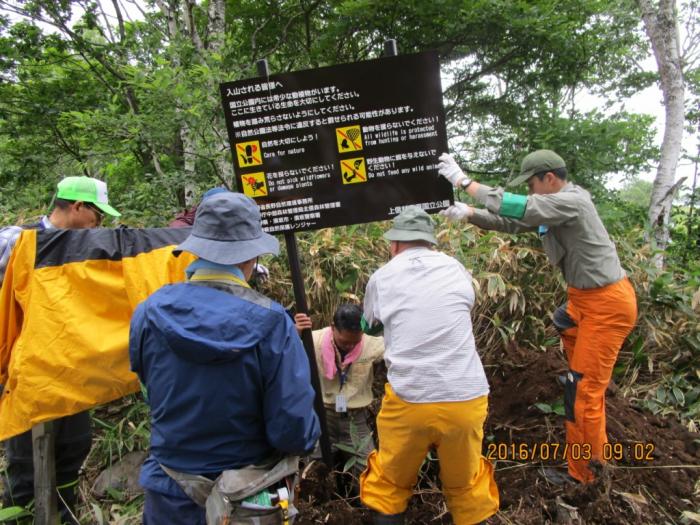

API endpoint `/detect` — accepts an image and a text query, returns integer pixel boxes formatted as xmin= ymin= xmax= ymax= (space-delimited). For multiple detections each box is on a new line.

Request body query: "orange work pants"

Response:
xmin=556 ymin=278 xmax=637 ymax=482
xmin=360 ymin=384 xmax=499 ymax=524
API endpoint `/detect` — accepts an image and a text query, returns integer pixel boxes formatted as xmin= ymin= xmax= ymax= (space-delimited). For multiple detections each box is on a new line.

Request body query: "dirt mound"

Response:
xmin=296 ymin=344 xmax=699 ymax=524
xmin=486 ymin=344 xmax=698 ymax=524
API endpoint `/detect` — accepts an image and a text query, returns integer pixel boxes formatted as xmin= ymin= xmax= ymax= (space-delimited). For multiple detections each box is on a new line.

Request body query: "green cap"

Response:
xmin=383 ymin=206 xmax=437 ymax=245
xmin=56 ymin=176 xmax=121 ymax=217
xmin=508 ymin=149 xmax=566 ymax=187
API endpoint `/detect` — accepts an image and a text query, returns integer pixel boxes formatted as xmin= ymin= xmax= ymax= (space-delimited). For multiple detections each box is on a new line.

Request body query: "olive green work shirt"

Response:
xmin=469 ymin=182 xmax=626 ymax=289
xmin=312 ymin=328 xmax=385 ymax=409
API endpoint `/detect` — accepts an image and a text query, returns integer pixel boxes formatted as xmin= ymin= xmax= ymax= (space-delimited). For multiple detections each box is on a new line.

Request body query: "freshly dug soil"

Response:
xmin=296 ymin=345 xmax=699 ymax=524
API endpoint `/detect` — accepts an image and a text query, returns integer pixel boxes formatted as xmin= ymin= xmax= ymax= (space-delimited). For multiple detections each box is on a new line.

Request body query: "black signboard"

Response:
xmin=219 ymin=51 xmax=452 ymax=234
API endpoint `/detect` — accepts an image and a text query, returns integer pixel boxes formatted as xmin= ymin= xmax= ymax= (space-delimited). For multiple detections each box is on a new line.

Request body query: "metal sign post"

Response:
xmin=256 ymin=59 xmax=333 ymax=467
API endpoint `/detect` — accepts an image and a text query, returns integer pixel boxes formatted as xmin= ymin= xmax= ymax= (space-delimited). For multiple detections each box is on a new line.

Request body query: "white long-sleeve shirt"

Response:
xmin=363 ymin=247 xmax=489 ymax=403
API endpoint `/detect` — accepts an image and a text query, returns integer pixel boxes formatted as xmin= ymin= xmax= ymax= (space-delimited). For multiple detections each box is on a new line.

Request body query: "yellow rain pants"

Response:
xmin=559 ymin=277 xmax=637 ymax=482
xmin=360 ymin=384 xmax=499 ymax=524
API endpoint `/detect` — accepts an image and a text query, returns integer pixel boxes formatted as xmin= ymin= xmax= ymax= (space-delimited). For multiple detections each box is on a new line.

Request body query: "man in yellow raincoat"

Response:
xmin=0 ymin=176 xmax=120 ymax=523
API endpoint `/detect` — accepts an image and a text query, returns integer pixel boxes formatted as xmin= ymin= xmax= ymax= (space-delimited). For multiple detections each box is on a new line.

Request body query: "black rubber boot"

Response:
xmin=371 ymin=511 xmax=406 ymax=524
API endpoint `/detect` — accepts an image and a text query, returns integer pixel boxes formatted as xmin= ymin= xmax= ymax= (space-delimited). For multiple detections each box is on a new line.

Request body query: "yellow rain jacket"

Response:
xmin=0 ymin=228 xmax=194 ymax=440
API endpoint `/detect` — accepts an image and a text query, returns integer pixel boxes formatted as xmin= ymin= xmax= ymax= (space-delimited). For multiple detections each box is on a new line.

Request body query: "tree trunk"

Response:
xmin=207 ymin=0 xmax=234 ymax=188
xmin=207 ymin=0 xmax=226 ymax=52
xmin=155 ymin=0 xmax=180 ymax=39
xmin=158 ymin=0 xmax=232 ymax=203
xmin=180 ymin=123 xmax=197 ymax=206
xmin=183 ymin=0 xmax=205 ymax=50
xmin=638 ymin=0 xmax=685 ymax=268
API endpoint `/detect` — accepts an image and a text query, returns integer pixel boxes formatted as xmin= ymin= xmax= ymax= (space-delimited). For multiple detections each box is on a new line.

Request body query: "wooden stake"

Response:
xmin=32 ymin=422 xmax=58 ymax=524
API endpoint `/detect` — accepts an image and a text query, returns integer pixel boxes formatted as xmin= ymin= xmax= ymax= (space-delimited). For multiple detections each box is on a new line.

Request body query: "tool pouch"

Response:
xmin=161 ymin=455 xmax=299 ymax=525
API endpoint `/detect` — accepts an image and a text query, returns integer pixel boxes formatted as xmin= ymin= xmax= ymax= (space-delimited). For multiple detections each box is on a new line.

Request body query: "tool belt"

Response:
xmin=160 ymin=455 xmax=299 ymax=525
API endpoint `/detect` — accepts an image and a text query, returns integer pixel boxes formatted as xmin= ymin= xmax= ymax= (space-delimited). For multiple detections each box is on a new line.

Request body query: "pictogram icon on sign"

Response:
xmin=242 ymin=172 xmax=268 ymax=197
xmin=340 ymin=158 xmax=367 ymax=184
xmin=236 ymin=140 xmax=262 ymax=167
xmin=336 ymin=125 xmax=363 ymax=153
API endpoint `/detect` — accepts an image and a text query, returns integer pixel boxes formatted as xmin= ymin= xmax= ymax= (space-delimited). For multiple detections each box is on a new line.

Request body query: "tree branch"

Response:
xmin=111 ymin=0 xmax=127 ymax=43
xmin=182 ymin=0 xmax=204 ymax=50
xmin=93 ymin=0 xmax=117 ymax=43
xmin=49 ymin=122 xmax=84 ymax=163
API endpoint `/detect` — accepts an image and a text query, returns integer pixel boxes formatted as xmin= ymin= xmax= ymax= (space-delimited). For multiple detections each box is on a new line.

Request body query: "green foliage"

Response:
xmin=89 ymin=395 xmax=151 ymax=465
xmin=0 ymin=0 xmax=670 ymax=218
xmin=0 ymin=505 xmax=32 ymax=521
xmin=667 ymin=182 xmax=700 ymax=263
xmin=618 ymin=177 xmax=653 ymax=205
xmin=333 ymin=420 xmax=373 ymax=473
xmin=534 ymin=400 xmax=566 ymax=417
xmin=641 ymin=372 xmax=700 ymax=431
xmin=261 ymin=223 xmax=390 ymax=321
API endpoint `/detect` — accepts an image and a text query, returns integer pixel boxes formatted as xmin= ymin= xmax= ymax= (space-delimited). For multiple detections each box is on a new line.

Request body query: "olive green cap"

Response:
xmin=383 ymin=206 xmax=437 ymax=245
xmin=508 ymin=149 xmax=566 ymax=187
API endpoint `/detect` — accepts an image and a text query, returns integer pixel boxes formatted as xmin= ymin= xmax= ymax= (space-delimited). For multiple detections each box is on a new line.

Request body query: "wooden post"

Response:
xmin=32 ymin=422 xmax=58 ymax=524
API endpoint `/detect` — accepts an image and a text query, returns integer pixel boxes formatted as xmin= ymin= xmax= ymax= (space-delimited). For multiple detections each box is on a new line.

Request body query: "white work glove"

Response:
xmin=438 ymin=152 xmax=470 ymax=188
xmin=440 ymin=202 xmax=474 ymax=222
xmin=254 ymin=263 xmax=270 ymax=283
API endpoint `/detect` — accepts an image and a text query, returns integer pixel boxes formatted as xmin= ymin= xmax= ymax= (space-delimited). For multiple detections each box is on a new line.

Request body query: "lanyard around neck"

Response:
xmin=333 ymin=342 xmax=353 ymax=389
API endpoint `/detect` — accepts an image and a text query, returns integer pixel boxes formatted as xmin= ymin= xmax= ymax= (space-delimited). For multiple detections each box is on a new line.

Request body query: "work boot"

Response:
xmin=371 ymin=510 xmax=406 ymax=524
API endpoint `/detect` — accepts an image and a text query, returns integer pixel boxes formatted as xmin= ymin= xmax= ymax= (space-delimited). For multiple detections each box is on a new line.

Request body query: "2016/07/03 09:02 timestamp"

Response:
xmin=486 ymin=442 xmax=656 ymax=462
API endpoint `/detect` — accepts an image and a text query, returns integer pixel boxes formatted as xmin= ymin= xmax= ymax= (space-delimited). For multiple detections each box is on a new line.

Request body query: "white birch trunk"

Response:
xmin=178 ymin=0 xmax=202 ymax=205
xmin=183 ymin=0 xmax=205 ymax=51
xmin=180 ymin=123 xmax=197 ymax=206
xmin=207 ymin=0 xmax=226 ymax=52
xmin=638 ymin=0 xmax=685 ymax=268
xmin=207 ymin=0 xmax=235 ymax=189
xmin=156 ymin=0 xmax=199 ymax=206
xmin=154 ymin=0 xmax=179 ymax=40
xmin=161 ymin=0 xmax=233 ymax=198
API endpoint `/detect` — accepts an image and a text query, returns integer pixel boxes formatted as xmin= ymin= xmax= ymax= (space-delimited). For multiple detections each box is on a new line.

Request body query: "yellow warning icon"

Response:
xmin=236 ymin=140 xmax=263 ymax=168
xmin=241 ymin=172 xmax=268 ymax=197
xmin=340 ymin=157 xmax=367 ymax=184
xmin=336 ymin=125 xmax=363 ymax=153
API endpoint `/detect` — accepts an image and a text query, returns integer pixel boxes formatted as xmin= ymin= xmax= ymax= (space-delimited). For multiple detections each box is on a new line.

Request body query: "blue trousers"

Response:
xmin=143 ymin=489 xmax=205 ymax=525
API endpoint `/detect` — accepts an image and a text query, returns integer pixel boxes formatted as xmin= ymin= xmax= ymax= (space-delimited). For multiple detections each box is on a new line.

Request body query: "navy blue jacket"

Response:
xmin=129 ymin=280 xmax=320 ymax=494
